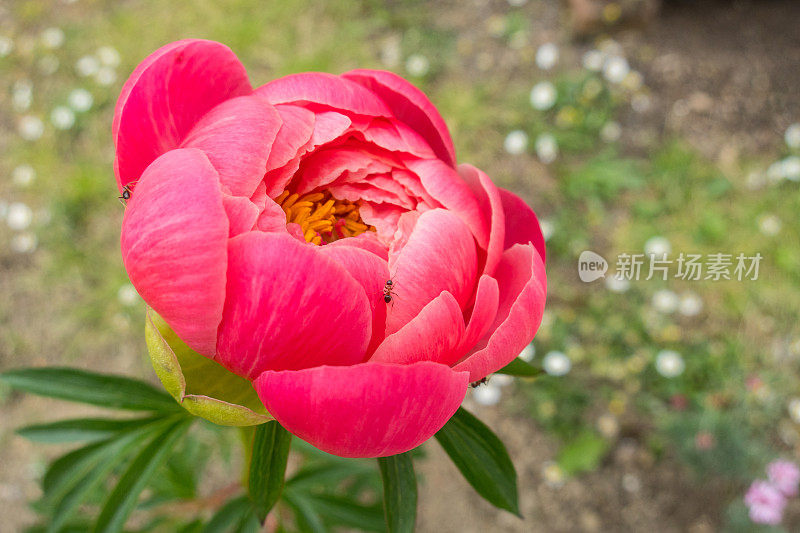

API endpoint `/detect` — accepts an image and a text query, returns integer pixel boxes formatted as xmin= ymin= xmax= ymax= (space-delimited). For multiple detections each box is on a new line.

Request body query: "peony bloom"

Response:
xmin=117 ymin=40 xmax=546 ymax=458
xmin=767 ymin=460 xmax=800 ymax=498
xmin=744 ymin=480 xmax=786 ymax=526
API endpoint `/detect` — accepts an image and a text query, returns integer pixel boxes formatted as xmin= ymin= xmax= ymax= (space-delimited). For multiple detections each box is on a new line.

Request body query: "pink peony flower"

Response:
xmin=744 ymin=480 xmax=786 ymax=526
xmin=115 ymin=40 xmax=547 ymax=458
xmin=767 ymin=460 xmax=800 ymax=497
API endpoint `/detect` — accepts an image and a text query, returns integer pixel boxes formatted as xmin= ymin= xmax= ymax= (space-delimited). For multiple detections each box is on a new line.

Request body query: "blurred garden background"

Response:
xmin=1 ymin=0 xmax=799 ymax=531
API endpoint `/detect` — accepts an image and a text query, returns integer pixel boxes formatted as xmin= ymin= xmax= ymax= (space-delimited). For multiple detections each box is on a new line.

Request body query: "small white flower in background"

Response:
xmin=12 ymin=80 xmax=33 ymax=112
xmin=785 ymin=123 xmax=800 ymax=150
xmin=12 ymin=165 xmax=36 ymax=187
xmin=95 ymin=66 xmax=117 ymax=86
xmin=535 ymin=133 xmax=558 ymax=164
xmin=68 ymin=88 xmax=93 ymax=112
xmin=788 ymin=398 xmax=800 ymax=424
xmin=492 ymin=374 xmax=514 ymax=387
xmin=582 ymin=49 xmax=604 ymax=71
xmin=0 ymin=35 xmax=13 ymax=57
xmin=781 ymin=156 xmax=800 ymax=181
xmin=535 ymin=42 xmax=559 ymax=70
xmin=472 ymin=382 xmax=502 ymax=406
xmin=631 ymin=93 xmax=652 ymax=113
xmin=503 ymin=130 xmax=528 ymax=155
xmin=507 ymin=0 xmax=528 ymax=6
xmin=539 ymin=218 xmax=554 ymax=241
xmin=543 ymin=351 xmax=571 ymax=376
xmin=603 ymin=56 xmax=630 ymax=84
xmin=38 ymin=55 xmax=59 ymax=75
xmin=18 ymin=116 xmax=44 ymax=141
xmin=600 ymin=121 xmax=622 ymax=143
xmin=519 ymin=343 xmax=535 ymax=362
xmin=379 ymin=37 xmax=401 ymax=68
xmin=605 ymin=276 xmax=630 ymax=293
xmin=75 ymin=55 xmax=100 ymax=77
xmin=766 ymin=161 xmax=784 ymax=183
xmin=679 ymin=292 xmax=703 ymax=317
xmin=6 ymin=202 xmax=33 ymax=231
xmin=652 ymin=289 xmax=679 ymax=314
xmin=405 ymin=54 xmax=430 ymax=77
xmin=529 ymin=81 xmax=557 ymax=110
xmin=51 ymin=106 xmax=76 ymax=130
xmin=117 ymin=284 xmax=140 ymax=306
xmin=541 ymin=461 xmax=565 ymax=488
xmin=622 ymin=473 xmax=642 ymax=493
xmin=655 ymin=350 xmax=685 ymax=378
xmin=11 ymin=233 xmax=38 ymax=254
xmin=758 ymin=214 xmax=782 ymax=236
xmin=644 ymin=236 xmax=671 ymax=256
xmin=41 ymin=27 xmax=65 ymax=49
xmin=97 ymin=45 xmax=121 ymax=67
xmin=745 ymin=171 xmax=766 ymax=190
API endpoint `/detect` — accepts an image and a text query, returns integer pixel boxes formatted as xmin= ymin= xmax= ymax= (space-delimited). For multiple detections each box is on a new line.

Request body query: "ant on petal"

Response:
xmin=118 ymin=180 xmax=139 ymax=206
xmin=383 ymin=279 xmax=396 ymax=304
xmin=470 ymin=377 xmax=489 ymax=388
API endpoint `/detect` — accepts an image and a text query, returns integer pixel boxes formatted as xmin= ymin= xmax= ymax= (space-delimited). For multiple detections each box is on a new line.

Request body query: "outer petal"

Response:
xmin=121 ymin=148 xmax=228 ymax=356
xmin=343 ymin=69 xmax=457 ymax=167
xmin=254 ymin=362 xmax=469 ymax=457
xmin=453 ymin=244 xmax=547 ymax=381
xmin=459 ymin=164 xmax=505 ymax=277
xmin=370 ymin=291 xmax=464 ymax=366
xmin=386 ymin=209 xmax=477 ymax=334
xmin=255 ymin=73 xmax=392 ymax=117
xmin=318 ymin=245 xmax=389 ymax=355
xmin=181 ymin=95 xmax=281 ymax=197
xmin=216 ymin=232 xmax=371 ymax=379
xmin=458 ymin=275 xmax=500 ymax=354
xmin=499 ymin=188 xmax=546 ymax=262
xmin=114 ymin=39 xmax=251 ymax=190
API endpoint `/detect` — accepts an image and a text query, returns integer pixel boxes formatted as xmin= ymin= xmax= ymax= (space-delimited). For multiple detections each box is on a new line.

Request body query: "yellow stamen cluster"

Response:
xmin=274 ymin=190 xmax=374 ymax=245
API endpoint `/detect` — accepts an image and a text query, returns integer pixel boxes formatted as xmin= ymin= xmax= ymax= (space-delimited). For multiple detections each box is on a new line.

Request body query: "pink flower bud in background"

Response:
xmin=744 ymin=480 xmax=786 ymax=526
xmin=767 ymin=460 xmax=800 ymax=497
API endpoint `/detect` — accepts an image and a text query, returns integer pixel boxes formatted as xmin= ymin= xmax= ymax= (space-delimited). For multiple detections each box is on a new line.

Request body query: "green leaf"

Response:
xmin=496 ymin=357 xmax=543 ymax=378
xmin=283 ymin=490 xmax=326 ymax=533
xmin=248 ymin=421 xmax=292 ymax=522
xmin=435 ymin=407 xmax=520 ymax=516
xmin=202 ymin=497 xmax=259 ymax=533
xmin=45 ymin=418 xmax=174 ymax=532
xmin=0 ymin=367 xmax=180 ymax=412
xmin=556 ymin=430 xmax=609 ymax=476
xmin=93 ymin=418 xmax=192 ymax=533
xmin=377 ymin=453 xmax=417 ymax=533
xmin=287 ymin=461 xmax=376 ymax=491
xmin=18 ymin=417 xmax=158 ymax=444
xmin=306 ymin=494 xmax=384 ymax=532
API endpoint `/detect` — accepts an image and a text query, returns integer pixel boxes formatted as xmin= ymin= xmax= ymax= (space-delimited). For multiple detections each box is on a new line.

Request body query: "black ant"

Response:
xmin=118 ymin=180 xmax=138 ymax=206
xmin=470 ymin=377 xmax=489 ymax=388
xmin=383 ymin=279 xmax=396 ymax=304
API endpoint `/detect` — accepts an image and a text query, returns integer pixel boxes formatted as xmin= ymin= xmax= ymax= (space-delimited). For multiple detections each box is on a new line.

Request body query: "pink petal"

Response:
xmin=221 ymin=194 xmax=259 ymax=237
xmin=254 ymin=361 xmax=469 ymax=457
xmin=121 ymin=148 xmax=228 ymax=356
xmin=357 ymin=118 xmax=436 ymax=159
xmin=181 ymin=95 xmax=281 ymax=198
xmin=216 ymin=232 xmax=372 ymax=379
xmin=255 ymin=73 xmax=392 ymax=118
xmin=343 ymin=69 xmax=457 ymax=167
xmin=405 ymin=159 xmax=489 ymax=249
xmin=370 ymin=291 xmax=464 ymax=366
xmin=385 ymin=209 xmax=477 ymax=335
xmin=499 ymin=188 xmax=546 ymax=262
xmin=114 ymin=39 xmax=251 ymax=190
xmin=294 ymin=147 xmax=392 ymax=194
xmin=458 ymin=275 xmax=500 ymax=354
xmin=459 ymin=164 xmax=505 ymax=277
xmin=256 ymin=199 xmax=288 ymax=233
xmin=324 ymin=233 xmax=389 ymax=261
xmin=453 ymin=244 xmax=546 ymax=381
xmin=318 ymin=245 xmax=390 ymax=355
